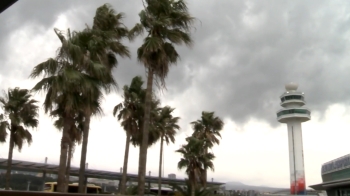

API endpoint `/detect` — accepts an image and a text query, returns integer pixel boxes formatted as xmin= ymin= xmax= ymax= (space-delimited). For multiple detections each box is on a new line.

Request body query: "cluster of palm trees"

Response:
xmin=177 ymin=112 xmax=224 ymax=196
xmin=0 ymin=1 xmax=225 ymax=195
xmin=114 ymin=76 xmax=180 ymax=195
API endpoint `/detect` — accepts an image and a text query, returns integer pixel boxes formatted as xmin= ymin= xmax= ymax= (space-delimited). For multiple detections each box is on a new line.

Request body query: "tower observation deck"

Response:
xmin=277 ymin=82 xmax=311 ymax=195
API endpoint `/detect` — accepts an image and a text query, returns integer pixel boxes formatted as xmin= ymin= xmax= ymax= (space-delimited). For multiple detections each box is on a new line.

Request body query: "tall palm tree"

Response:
xmin=129 ymin=1 xmax=195 ymax=194
xmin=31 ymin=4 xmax=131 ymax=191
xmin=113 ymin=76 xmax=144 ymax=195
xmin=75 ymin=4 xmax=131 ymax=192
xmin=128 ymin=92 xmax=161 ymax=193
xmin=176 ymin=136 xmax=215 ymax=196
xmin=154 ymin=106 xmax=179 ymax=196
xmin=0 ymin=88 xmax=39 ymax=190
xmin=77 ymin=85 xmax=104 ymax=193
xmin=52 ymin=106 xmax=83 ymax=185
xmin=30 ymin=28 xmax=104 ymax=192
xmin=113 ymin=76 xmax=162 ymax=194
xmin=191 ymin=111 xmax=224 ymax=187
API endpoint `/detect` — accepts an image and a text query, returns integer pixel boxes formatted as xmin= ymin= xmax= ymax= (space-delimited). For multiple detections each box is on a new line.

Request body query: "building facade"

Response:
xmin=310 ymin=154 xmax=350 ymax=196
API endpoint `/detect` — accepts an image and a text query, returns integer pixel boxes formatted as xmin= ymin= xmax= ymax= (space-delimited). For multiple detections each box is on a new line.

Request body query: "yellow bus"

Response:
xmin=44 ymin=182 xmax=102 ymax=194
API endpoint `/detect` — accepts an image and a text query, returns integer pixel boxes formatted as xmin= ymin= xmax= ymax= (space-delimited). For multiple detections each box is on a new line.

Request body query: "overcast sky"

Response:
xmin=1 ymin=0 xmax=350 ymax=189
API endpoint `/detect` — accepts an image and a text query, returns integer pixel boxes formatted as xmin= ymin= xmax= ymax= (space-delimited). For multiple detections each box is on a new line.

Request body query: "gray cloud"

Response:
xmin=162 ymin=0 xmax=350 ymax=127
xmin=2 ymin=0 xmax=350 ymax=129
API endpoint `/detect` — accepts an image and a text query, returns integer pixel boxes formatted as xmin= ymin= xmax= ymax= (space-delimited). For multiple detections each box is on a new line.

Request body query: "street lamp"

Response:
xmin=27 ymin=181 xmax=31 ymax=191
xmin=148 ymin=171 xmax=151 ymax=193
xmin=118 ymin=167 xmax=123 ymax=192
xmin=42 ymin=157 xmax=48 ymax=191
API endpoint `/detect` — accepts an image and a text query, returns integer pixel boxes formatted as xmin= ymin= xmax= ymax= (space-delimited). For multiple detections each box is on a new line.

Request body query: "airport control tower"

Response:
xmin=277 ymin=82 xmax=311 ymax=195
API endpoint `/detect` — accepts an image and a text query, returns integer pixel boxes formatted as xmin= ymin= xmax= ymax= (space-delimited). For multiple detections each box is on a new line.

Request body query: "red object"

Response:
xmin=290 ymin=182 xmax=295 ymax=194
xmin=291 ymin=178 xmax=306 ymax=195
xmin=297 ymin=178 xmax=305 ymax=193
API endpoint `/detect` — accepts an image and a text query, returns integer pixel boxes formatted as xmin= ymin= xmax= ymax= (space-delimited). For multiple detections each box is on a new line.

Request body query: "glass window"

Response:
xmin=277 ymin=109 xmax=310 ymax=117
xmin=281 ymin=95 xmax=304 ymax=102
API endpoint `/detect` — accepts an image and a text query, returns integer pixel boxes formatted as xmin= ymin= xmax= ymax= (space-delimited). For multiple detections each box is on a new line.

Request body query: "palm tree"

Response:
xmin=30 ymin=28 xmax=103 ymax=192
xmin=0 ymin=88 xmax=39 ymax=190
xmin=129 ymin=1 xmax=195 ymax=194
xmin=0 ymin=114 xmax=8 ymax=143
xmin=31 ymin=4 xmax=131 ymax=191
xmin=176 ymin=136 xmax=215 ymax=196
xmin=75 ymin=4 xmax=130 ymax=192
xmin=113 ymin=76 xmax=144 ymax=195
xmin=113 ymin=76 xmax=163 ymax=194
xmin=154 ymin=106 xmax=179 ymax=196
xmin=52 ymin=105 xmax=83 ymax=185
xmin=191 ymin=111 xmax=224 ymax=187
xmin=171 ymin=180 xmax=220 ymax=196
xmin=130 ymin=96 xmax=162 ymax=148
xmin=122 ymin=92 xmax=161 ymax=194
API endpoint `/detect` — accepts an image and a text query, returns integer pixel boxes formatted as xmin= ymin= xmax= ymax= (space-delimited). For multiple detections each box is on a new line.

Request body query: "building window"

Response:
xmin=277 ymin=109 xmax=310 ymax=117
xmin=281 ymin=95 xmax=304 ymax=102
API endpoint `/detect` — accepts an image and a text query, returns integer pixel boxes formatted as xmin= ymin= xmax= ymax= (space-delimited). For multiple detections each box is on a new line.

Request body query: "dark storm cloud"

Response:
xmin=0 ymin=0 xmax=143 ymax=80
xmin=2 ymin=0 xmax=350 ymax=128
xmin=160 ymin=0 xmax=350 ymax=127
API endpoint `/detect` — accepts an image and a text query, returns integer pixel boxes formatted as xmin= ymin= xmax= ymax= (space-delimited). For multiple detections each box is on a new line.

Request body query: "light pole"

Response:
xmin=148 ymin=171 xmax=151 ymax=193
xmin=42 ymin=157 xmax=48 ymax=191
xmin=118 ymin=167 xmax=122 ymax=193
xmin=27 ymin=181 xmax=31 ymax=191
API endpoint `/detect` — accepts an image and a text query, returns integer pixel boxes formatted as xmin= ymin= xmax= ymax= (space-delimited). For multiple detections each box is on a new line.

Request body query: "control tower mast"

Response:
xmin=277 ymin=82 xmax=311 ymax=195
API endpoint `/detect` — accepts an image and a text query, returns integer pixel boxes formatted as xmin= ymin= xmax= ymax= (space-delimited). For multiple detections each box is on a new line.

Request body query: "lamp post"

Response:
xmin=148 ymin=171 xmax=151 ymax=193
xmin=42 ymin=157 xmax=48 ymax=191
xmin=27 ymin=181 xmax=31 ymax=191
xmin=118 ymin=167 xmax=122 ymax=193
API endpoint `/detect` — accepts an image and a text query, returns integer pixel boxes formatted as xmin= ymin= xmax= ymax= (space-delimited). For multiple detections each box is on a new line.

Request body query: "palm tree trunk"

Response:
xmin=66 ymin=142 xmax=73 ymax=186
xmin=203 ymin=147 xmax=208 ymax=188
xmin=79 ymin=112 xmax=91 ymax=193
xmin=57 ymin=115 xmax=72 ymax=192
xmin=158 ymin=136 xmax=164 ymax=196
xmin=138 ymin=67 xmax=154 ymax=196
xmin=120 ymin=131 xmax=131 ymax=194
xmin=191 ymin=179 xmax=195 ymax=196
xmin=5 ymin=131 xmax=14 ymax=190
